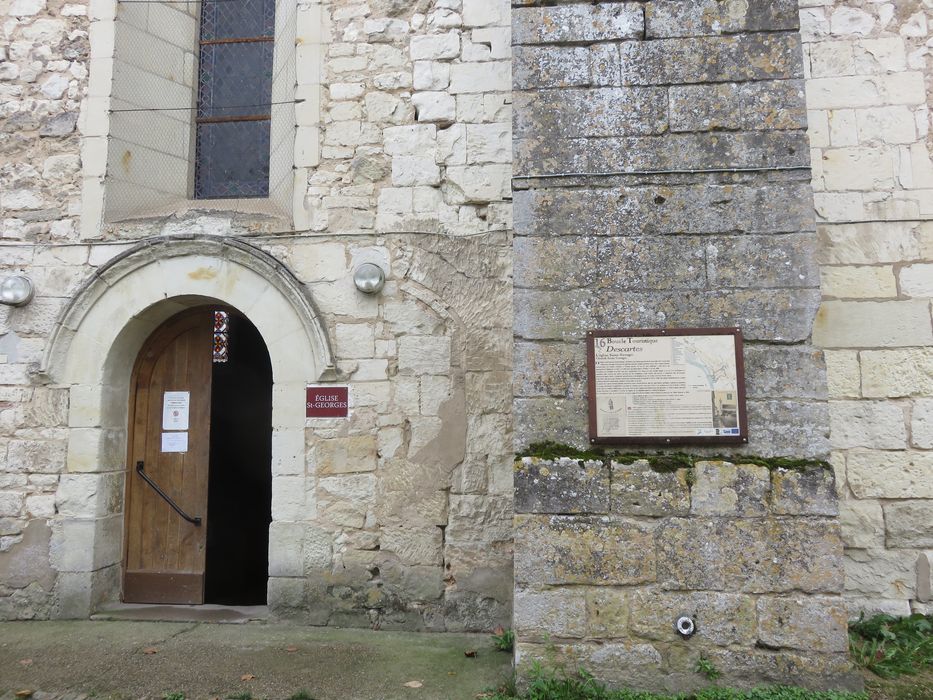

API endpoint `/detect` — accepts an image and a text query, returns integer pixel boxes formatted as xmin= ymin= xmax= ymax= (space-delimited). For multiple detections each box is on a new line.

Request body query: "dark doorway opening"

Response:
xmin=205 ymin=310 xmax=273 ymax=605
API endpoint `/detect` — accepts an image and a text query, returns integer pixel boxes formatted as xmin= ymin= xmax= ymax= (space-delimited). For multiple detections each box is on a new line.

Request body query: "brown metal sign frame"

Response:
xmin=586 ymin=327 xmax=748 ymax=447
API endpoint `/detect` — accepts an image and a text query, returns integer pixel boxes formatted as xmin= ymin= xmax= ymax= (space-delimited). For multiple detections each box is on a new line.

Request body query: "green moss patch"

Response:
xmin=517 ymin=442 xmax=830 ymax=473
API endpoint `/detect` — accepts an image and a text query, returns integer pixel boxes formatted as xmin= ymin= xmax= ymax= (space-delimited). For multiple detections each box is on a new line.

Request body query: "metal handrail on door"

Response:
xmin=135 ymin=461 xmax=202 ymax=526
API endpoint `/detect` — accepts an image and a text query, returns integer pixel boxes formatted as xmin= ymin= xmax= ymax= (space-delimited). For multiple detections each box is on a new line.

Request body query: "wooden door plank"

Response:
xmin=123 ymin=308 xmax=213 ymax=604
xmin=124 ymin=572 xmax=204 ymax=605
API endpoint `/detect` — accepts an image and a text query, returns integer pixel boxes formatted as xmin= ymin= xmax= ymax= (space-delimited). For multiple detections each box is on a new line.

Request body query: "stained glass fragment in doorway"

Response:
xmin=213 ymin=310 xmax=229 ymax=363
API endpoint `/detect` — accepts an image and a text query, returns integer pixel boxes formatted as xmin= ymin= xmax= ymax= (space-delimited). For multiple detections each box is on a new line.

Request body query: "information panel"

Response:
xmin=586 ymin=328 xmax=747 ymax=445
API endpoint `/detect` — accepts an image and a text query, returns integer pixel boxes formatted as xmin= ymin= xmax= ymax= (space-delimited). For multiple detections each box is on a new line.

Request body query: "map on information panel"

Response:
xmin=586 ymin=328 xmax=747 ymax=445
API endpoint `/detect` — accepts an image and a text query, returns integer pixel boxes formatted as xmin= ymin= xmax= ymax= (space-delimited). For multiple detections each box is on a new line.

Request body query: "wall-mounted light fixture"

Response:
xmin=353 ymin=263 xmax=386 ymax=295
xmin=0 ymin=275 xmax=35 ymax=306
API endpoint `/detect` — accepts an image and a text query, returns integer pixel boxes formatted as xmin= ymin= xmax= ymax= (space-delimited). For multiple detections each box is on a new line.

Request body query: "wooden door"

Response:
xmin=123 ymin=309 xmax=213 ymax=604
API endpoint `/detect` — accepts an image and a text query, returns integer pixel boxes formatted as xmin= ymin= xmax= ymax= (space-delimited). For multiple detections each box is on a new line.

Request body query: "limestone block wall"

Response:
xmin=513 ymin=456 xmax=859 ymax=693
xmin=0 ymin=0 xmax=514 ymax=629
xmin=513 ymin=0 xmax=828 ymax=459
xmin=800 ymin=0 xmax=933 ymax=616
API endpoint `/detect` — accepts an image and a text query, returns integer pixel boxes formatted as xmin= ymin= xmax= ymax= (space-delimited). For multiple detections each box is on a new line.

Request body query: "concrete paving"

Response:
xmin=0 ymin=620 xmax=513 ymax=700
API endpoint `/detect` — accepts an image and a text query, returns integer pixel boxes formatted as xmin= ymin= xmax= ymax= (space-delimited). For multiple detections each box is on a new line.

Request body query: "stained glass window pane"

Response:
xmin=194 ymin=0 xmax=276 ymax=201
xmin=197 ymin=42 xmax=274 ymax=119
xmin=213 ymin=310 xmax=229 ymax=363
xmin=200 ymin=0 xmax=274 ymax=41
xmin=195 ymin=120 xmax=270 ymax=198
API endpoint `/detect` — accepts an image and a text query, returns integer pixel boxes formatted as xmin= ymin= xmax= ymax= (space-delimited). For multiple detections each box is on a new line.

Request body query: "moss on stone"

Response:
xmin=517 ymin=442 xmax=831 ymax=472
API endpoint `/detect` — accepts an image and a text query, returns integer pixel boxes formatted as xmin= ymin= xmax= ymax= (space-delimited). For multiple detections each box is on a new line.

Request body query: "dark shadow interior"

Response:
xmin=205 ymin=310 xmax=273 ymax=605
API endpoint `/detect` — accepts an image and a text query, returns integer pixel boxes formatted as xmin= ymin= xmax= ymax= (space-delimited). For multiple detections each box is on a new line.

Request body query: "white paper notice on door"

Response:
xmin=161 ymin=431 xmax=188 ymax=453
xmin=162 ymin=391 xmax=190 ymax=430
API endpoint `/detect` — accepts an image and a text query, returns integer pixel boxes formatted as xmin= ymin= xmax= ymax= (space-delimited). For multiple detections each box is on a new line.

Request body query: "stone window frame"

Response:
xmin=79 ymin=0 xmax=324 ymax=238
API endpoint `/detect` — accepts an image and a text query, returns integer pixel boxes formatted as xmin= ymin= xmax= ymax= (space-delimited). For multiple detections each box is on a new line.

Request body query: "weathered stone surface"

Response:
xmin=513 ymin=236 xmax=600 ymax=291
xmin=513 ymin=397 xmax=589 ymax=450
xmin=814 ymin=301 xmax=933 ymax=348
xmin=630 ymin=589 xmax=756 ymax=646
xmin=514 ymin=180 xmax=816 ymax=237
xmin=584 ymin=586 xmax=629 ymax=638
xmin=845 ymin=548 xmax=919 ymax=599
xmin=912 ymin=399 xmax=933 ymax=449
xmin=670 ymin=80 xmax=806 ymax=133
xmin=770 ymin=467 xmax=838 ymax=516
xmin=593 ymin=236 xmax=707 ymax=291
xmin=514 ymin=288 xmax=821 ymax=346
xmin=744 ymin=400 xmax=830 ymax=458
xmin=817 ymin=221 xmax=933 ymax=266
xmin=6 ymin=438 xmax=67 ymax=474
xmin=757 ymin=596 xmax=849 ymax=653
xmin=704 ymin=648 xmax=861 ymax=693
xmin=883 ymin=501 xmax=933 ymax=548
xmin=512 ymin=46 xmax=592 ymax=90
xmin=610 ymin=461 xmax=690 ymax=517
xmin=513 ymin=88 xmax=668 ymax=139
xmin=620 ymin=34 xmax=804 ymax=86
xmin=38 ymin=111 xmax=77 ymax=137
xmin=690 ymin=462 xmax=770 ymax=517
xmin=829 ymin=400 xmax=908 ymax=449
xmin=645 ymin=0 xmax=799 ymax=38
xmin=706 ymin=232 xmax=819 ymax=289
xmin=847 ymin=450 xmax=933 ymax=499
xmin=516 ymin=641 xmax=663 ymax=687
xmin=314 ymin=435 xmax=378 ymax=475
xmin=514 ymin=341 xmax=586 ymax=399
xmin=656 ymin=518 xmax=843 ymax=594
xmin=839 ymin=499 xmax=884 ymax=549
xmin=0 ymin=520 xmax=55 ymax=590
xmin=514 ymin=515 xmax=656 ymax=586
xmin=515 ymin=131 xmax=810 ymax=176
xmin=860 ymin=348 xmax=933 ymax=398
xmin=56 ymin=472 xmax=124 ymax=518
xmin=513 ymin=4 xmax=643 ymax=45
xmin=514 ymin=586 xmax=586 ymax=639
xmin=514 ymin=457 xmax=609 ymax=514
xmin=744 ymin=344 xmax=827 ymax=400
xmin=918 ymin=554 xmax=931 ymax=604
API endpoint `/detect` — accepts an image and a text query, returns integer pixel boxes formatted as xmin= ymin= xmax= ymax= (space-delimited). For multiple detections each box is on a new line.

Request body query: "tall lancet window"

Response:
xmin=194 ymin=0 xmax=276 ymax=198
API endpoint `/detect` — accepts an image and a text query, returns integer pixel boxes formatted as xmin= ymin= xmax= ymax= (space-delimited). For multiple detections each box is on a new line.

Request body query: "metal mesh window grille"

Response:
xmin=194 ymin=0 xmax=276 ymax=199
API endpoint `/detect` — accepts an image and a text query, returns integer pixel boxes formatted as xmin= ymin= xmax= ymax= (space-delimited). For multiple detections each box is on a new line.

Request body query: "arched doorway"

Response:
xmin=123 ymin=306 xmax=273 ymax=605
xmin=41 ymin=236 xmax=335 ymax=618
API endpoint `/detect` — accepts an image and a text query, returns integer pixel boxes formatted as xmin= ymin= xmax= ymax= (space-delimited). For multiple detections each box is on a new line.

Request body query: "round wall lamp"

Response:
xmin=353 ymin=263 xmax=386 ymax=295
xmin=0 ymin=275 xmax=35 ymax=306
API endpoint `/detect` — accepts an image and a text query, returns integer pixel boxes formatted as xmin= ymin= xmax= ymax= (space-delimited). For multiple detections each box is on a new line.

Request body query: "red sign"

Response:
xmin=306 ymin=386 xmax=349 ymax=418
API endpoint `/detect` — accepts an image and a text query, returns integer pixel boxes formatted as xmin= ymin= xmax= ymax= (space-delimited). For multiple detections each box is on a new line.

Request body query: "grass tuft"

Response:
xmin=492 ymin=627 xmax=515 ymax=653
xmin=286 ymin=690 xmax=315 ymax=700
xmin=849 ymin=613 xmax=933 ymax=679
xmin=484 ymin=663 xmax=867 ymax=700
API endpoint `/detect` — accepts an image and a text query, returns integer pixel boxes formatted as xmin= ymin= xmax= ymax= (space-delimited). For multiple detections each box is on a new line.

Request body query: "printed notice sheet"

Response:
xmin=160 ymin=431 xmax=188 ymax=453
xmin=162 ymin=391 xmax=190 ymax=431
xmin=590 ymin=332 xmax=744 ymax=441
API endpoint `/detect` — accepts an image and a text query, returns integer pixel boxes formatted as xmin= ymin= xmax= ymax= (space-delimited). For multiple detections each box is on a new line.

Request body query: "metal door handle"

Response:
xmin=135 ymin=461 xmax=202 ymax=526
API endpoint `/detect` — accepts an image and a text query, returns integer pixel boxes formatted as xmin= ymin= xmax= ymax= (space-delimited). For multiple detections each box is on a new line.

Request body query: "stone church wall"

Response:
xmin=801 ymin=0 xmax=933 ymax=618
xmin=513 ymin=455 xmax=859 ymax=693
xmin=512 ymin=0 xmax=828 ymax=459
xmin=0 ymin=0 xmax=515 ymax=630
